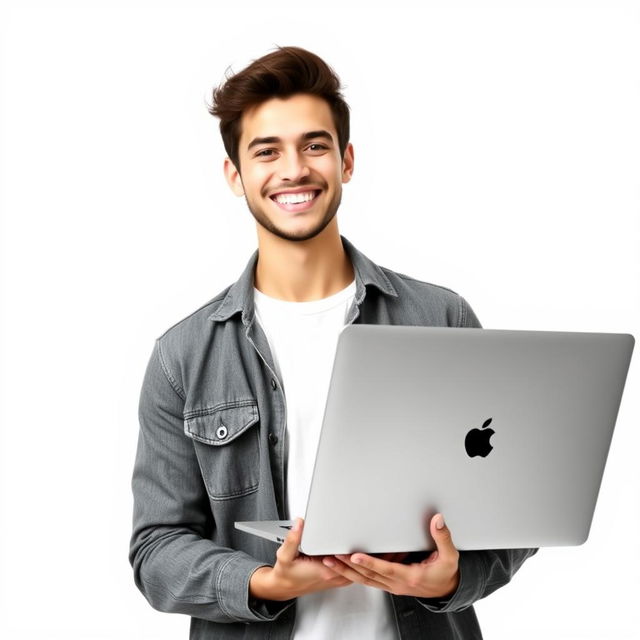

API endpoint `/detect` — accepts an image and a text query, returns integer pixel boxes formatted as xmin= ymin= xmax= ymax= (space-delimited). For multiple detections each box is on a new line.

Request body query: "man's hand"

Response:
xmin=322 ymin=513 xmax=460 ymax=599
xmin=249 ymin=518 xmax=352 ymax=601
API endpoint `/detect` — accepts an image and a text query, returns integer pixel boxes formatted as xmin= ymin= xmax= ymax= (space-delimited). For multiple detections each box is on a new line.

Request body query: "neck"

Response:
xmin=254 ymin=219 xmax=355 ymax=302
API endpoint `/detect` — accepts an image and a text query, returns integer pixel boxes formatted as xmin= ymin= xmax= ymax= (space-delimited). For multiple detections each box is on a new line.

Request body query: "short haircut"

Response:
xmin=208 ymin=46 xmax=350 ymax=172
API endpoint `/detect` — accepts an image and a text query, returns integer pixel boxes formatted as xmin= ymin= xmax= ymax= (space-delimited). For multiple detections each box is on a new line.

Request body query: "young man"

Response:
xmin=129 ymin=46 xmax=537 ymax=639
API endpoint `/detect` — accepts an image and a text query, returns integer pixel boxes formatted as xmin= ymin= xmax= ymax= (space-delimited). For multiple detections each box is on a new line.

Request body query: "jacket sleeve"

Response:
xmin=413 ymin=295 xmax=539 ymax=613
xmin=458 ymin=295 xmax=483 ymax=330
xmin=416 ymin=547 xmax=538 ymax=613
xmin=129 ymin=339 xmax=292 ymax=623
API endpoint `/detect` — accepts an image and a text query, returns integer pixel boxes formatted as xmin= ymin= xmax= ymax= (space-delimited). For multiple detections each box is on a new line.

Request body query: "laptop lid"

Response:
xmin=297 ymin=325 xmax=634 ymax=555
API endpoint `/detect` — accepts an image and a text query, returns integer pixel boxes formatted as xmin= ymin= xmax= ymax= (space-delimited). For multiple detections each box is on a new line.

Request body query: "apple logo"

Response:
xmin=464 ymin=418 xmax=495 ymax=458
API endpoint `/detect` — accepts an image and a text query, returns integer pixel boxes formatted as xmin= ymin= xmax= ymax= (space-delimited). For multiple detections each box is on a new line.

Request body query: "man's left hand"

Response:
xmin=322 ymin=513 xmax=460 ymax=598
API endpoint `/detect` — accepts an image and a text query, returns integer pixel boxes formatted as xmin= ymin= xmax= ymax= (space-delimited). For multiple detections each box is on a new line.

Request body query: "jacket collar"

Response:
xmin=208 ymin=235 xmax=398 ymax=324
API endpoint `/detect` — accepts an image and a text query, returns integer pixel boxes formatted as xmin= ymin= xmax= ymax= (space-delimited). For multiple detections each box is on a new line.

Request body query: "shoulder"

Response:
xmin=383 ymin=266 xmax=460 ymax=300
xmin=157 ymin=286 xmax=230 ymax=342
xmin=153 ymin=285 xmax=232 ymax=378
xmin=376 ymin=265 xmax=481 ymax=328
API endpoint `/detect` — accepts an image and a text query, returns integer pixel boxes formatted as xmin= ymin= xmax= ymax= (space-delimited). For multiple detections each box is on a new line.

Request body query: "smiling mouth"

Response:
xmin=269 ymin=189 xmax=322 ymax=212
xmin=270 ymin=189 xmax=321 ymax=204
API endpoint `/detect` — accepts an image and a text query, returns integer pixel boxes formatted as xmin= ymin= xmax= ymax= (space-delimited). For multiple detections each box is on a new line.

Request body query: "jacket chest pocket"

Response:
xmin=184 ymin=400 xmax=260 ymax=500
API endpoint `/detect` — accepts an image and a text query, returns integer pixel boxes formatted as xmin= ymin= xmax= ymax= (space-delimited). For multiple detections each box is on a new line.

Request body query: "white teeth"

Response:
xmin=273 ymin=191 xmax=317 ymax=204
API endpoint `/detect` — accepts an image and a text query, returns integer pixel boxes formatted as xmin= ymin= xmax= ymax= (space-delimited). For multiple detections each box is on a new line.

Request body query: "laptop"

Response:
xmin=235 ymin=325 xmax=634 ymax=555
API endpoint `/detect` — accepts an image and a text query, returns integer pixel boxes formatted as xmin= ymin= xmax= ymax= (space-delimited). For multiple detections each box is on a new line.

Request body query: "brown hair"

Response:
xmin=208 ymin=46 xmax=350 ymax=172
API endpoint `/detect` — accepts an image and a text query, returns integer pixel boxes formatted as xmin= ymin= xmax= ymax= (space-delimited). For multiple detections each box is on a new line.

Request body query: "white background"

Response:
xmin=0 ymin=0 xmax=638 ymax=638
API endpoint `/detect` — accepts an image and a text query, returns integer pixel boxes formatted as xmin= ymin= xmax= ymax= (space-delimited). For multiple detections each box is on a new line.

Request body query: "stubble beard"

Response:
xmin=243 ymin=188 xmax=342 ymax=243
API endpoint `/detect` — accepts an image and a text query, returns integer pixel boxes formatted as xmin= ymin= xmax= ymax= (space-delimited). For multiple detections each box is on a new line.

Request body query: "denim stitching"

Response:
xmin=159 ymin=291 xmax=228 ymax=336
xmin=208 ymin=483 xmax=259 ymax=502
xmin=182 ymin=427 xmax=260 ymax=501
xmin=183 ymin=399 xmax=257 ymax=420
xmin=394 ymin=271 xmax=460 ymax=296
xmin=367 ymin=264 xmax=396 ymax=295
xmin=156 ymin=339 xmax=186 ymax=400
xmin=458 ymin=296 xmax=466 ymax=328
xmin=183 ymin=407 xmax=258 ymax=444
xmin=216 ymin=555 xmax=244 ymax=622
xmin=184 ymin=420 xmax=258 ymax=446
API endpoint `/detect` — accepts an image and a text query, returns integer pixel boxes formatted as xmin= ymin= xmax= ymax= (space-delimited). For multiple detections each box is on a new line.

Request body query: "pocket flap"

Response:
xmin=184 ymin=401 xmax=259 ymax=446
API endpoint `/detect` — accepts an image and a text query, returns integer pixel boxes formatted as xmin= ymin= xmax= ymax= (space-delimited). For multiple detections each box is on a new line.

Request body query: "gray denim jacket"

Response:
xmin=129 ymin=235 xmax=538 ymax=640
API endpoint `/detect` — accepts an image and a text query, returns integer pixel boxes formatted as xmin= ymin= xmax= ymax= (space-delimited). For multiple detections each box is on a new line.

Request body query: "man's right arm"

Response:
xmin=129 ymin=339 xmax=293 ymax=623
xmin=129 ymin=340 xmax=349 ymax=623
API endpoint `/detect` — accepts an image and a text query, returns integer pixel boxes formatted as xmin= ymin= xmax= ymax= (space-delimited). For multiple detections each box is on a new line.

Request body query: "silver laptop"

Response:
xmin=235 ymin=325 xmax=634 ymax=555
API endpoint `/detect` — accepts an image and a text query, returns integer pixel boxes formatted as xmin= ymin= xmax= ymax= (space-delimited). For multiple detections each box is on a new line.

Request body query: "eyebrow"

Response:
xmin=247 ymin=129 xmax=334 ymax=152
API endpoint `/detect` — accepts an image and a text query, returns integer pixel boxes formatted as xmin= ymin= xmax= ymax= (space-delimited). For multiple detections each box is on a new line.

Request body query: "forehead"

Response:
xmin=239 ymin=94 xmax=336 ymax=149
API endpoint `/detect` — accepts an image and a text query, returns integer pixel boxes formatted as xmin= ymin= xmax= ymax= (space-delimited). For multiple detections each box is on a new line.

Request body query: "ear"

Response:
xmin=223 ymin=157 xmax=245 ymax=196
xmin=341 ymin=142 xmax=354 ymax=184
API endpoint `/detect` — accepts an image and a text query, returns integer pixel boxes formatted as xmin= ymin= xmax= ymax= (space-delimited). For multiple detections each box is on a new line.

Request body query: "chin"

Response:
xmin=268 ymin=225 xmax=328 ymax=243
xmin=248 ymin=197 xmax=339 ymax=243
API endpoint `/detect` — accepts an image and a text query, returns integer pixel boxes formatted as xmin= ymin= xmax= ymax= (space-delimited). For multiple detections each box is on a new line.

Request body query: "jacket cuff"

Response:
xmin=216 ymin=554 xmax=293 ymax=622
xmin=416 ymin=551 xmax=487 ymax=613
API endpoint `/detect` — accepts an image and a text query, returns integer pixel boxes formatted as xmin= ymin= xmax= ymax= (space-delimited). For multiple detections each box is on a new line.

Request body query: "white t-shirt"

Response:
xmin=253 ymin=280 xmax=397 ymax=640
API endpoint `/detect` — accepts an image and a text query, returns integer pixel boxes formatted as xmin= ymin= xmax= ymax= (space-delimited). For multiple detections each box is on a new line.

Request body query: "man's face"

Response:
xmin=224 ymin=93 xmax=354 ymax=243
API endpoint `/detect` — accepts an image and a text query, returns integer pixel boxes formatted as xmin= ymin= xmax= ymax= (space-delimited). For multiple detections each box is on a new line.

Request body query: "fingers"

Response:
xmin=323 ymin=555 xmax=391 ymax=590
xmin=325 ymin=553 xmax=410 ymax=591
xmin=276 ymin=518 xmax=303 ymax=564
xmin=324 ymin=574 xmax=352 ymax=588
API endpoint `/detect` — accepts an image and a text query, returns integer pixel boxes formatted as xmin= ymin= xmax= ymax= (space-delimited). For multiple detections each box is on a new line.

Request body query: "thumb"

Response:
xmin=277 ymin=517 xmax=303 ymax=563
xmin=430 ymin=513 xmax=457 ymax=560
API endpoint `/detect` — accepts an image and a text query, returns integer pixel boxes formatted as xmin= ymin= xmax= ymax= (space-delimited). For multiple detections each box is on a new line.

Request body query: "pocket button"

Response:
xmin=216 ymin=425 xmax=228 ymax=440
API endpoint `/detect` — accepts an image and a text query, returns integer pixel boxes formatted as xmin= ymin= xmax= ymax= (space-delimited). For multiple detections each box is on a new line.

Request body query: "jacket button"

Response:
xmin=271 ymin=378 xmax=277 ymax=390
xmin=268 ymin=432 xmax=278 ymax=445
xmin=216 ymin=425 xmax=228 ymax=439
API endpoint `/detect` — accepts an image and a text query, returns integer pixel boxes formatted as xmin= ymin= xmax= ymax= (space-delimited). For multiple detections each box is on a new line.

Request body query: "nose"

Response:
xmin=277 ymin=149 xmax=311 ymax=182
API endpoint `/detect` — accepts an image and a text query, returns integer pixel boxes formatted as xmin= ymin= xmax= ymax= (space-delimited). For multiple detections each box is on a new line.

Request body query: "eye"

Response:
xmin=307 ymin=143 xmax=328 ymax=152
xmin=255 ymin=149 xmax=276 ymax=158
